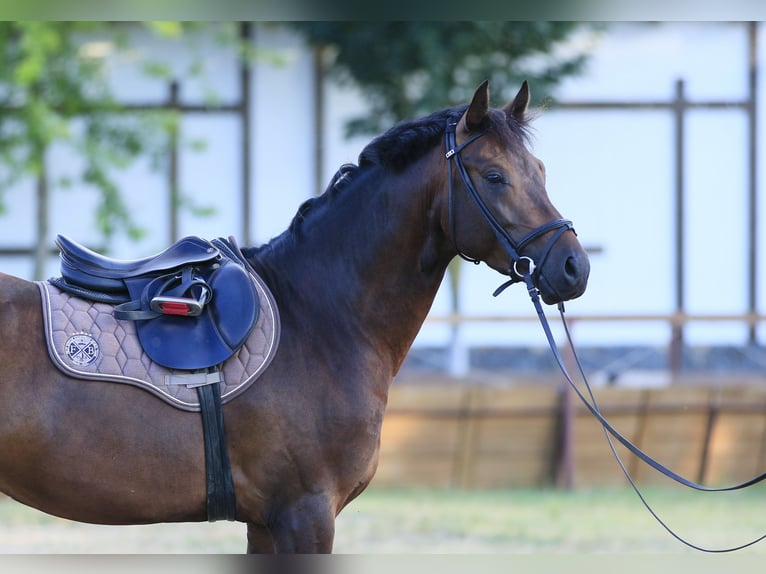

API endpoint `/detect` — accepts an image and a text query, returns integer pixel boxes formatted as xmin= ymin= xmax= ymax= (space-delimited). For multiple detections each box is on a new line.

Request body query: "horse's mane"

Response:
xmin=358 ymin=103 xmax=533 ymax=170
xmin=356 ymin=105 xmax=467 ymax=171
xmin=274 ymin=103 xmax=533 ymax=242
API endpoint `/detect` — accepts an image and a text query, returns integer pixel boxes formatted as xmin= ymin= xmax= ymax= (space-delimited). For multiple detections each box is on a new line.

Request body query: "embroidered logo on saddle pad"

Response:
xmin=64 ymin=332 xmax=101 ymax=366
xmin=37 ymin=272 xmax=280 ymax=412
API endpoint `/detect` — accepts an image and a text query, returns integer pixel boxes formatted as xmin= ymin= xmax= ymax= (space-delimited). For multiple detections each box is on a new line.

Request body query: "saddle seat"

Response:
xmin=50 ymin=234 xmax=260 ymax=371
xmin=56 ymin=234 xmax=220 ymax=294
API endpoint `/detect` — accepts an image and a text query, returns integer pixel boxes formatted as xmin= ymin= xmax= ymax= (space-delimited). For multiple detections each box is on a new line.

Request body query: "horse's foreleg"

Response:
xmin=267 ymin=493 xmax=336 ymax=553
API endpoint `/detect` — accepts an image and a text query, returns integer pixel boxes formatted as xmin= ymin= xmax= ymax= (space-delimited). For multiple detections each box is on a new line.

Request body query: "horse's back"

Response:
xmin=0 ymin=272 xmax=43 ymax=350
xmin=0 ymin=270 xmax=39 ymax=302
xmin=0 ymin=271 xmax=209 ymax=524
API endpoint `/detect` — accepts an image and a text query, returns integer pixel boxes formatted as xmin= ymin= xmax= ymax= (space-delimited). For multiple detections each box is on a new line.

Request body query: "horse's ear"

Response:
xmin=458 ymin=80 xmax=490 ymax=134
xmin=504 ymin=80 xmax=530 ymax=121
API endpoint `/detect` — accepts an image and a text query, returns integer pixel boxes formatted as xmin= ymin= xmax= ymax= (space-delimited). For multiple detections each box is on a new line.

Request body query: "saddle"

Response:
xmin=50 ymin=234 xmax=260 ymax=371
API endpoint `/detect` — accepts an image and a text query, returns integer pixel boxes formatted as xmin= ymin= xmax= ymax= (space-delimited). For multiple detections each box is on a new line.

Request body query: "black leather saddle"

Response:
xmin=50 ymin=235 xmax=260 ymax=371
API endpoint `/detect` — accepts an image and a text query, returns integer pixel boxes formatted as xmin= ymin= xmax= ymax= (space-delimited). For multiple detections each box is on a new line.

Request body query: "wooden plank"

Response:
xmin=378 ymin=384 xmax=469 ymax=487
xmin=374 ymin=384 xmax=766 ymax=490
xmin=571 ymin=388 xmax=647 ymax=487
xmin=468 ymin=386 xmax=559 ymax=412
xmin=379 ymin=415 xmax=463 ymax=456
xmin=460 ymin=386 xmax=559 ymax=488
xmin=386 ymin=384 xmax=468 ymax=411
xmin=632 ymin=387 xmax=711 ymax=485
xmin=466 ymin=418 xmax=557 ymax=488
xmin=704 ymin=387 xmax=766 ymax=484
xmin=705 ymin=413 xmax=766 ymax=483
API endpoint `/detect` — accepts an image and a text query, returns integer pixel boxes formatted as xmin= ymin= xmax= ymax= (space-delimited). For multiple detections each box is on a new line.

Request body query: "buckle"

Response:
xmin=150 ymin=296 xmax=205 ymax=317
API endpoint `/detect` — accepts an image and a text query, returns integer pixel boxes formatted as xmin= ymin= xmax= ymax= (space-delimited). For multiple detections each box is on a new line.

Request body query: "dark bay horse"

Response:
xmin=0 ymin=81 xmax=589 ymax=552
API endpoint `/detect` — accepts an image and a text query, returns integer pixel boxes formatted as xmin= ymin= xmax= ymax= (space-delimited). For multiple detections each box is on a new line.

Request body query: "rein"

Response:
xmin=445 ymin=120 xmax=766 ymax=553
xmin=523 ymin=282 xmax=766 ymax=553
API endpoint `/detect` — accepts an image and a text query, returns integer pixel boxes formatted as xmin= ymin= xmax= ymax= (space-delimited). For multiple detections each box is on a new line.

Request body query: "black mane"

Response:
xmin=358 ymin=103 xmax=533 ymax=171
xmin=271 ymin=103 xmax=533 ymax=242
xmin=357 ymin=105 xmax=467 ymax=171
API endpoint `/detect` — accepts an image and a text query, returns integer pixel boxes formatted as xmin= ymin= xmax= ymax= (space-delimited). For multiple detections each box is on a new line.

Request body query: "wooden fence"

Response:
xmin=372 ymin=383 xmax=766 ymax=489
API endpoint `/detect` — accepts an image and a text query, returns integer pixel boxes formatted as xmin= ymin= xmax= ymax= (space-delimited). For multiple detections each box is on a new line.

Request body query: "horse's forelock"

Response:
xmin=488 ymin=107 xmax=534 ymax=149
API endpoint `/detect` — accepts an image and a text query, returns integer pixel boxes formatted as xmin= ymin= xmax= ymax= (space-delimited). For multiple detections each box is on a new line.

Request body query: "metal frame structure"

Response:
xmin=0 ymin=22 xmax=761 ymax=352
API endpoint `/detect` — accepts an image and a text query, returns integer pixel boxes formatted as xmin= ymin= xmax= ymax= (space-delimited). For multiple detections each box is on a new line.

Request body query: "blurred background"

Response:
xmin=0 ymin=21 xmax=764 ymax=493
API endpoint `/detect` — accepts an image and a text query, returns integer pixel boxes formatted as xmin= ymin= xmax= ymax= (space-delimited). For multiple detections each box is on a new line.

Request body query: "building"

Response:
xmin=0 ymin=22 xmax=763 ymax=376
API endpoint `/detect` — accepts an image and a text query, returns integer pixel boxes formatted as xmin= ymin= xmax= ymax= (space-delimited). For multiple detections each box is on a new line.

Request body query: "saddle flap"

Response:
xmin=208 ymin=262 xmax=260 ymax=349
xmin=129 ymin=260 xmax=260 ymax=370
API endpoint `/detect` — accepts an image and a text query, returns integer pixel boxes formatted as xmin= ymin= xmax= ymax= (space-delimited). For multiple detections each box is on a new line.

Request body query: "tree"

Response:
xmin=288 ymin=21 xmax=596 ymax=136
xmin=1 ymin=24 xmax=157 ymax=234
xmin=0 ymin=22 xmax=250 ymax=279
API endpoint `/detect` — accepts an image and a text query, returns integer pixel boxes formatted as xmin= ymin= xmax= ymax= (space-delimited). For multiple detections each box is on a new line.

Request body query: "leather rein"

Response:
xmin=445 ymin=120 xmax=766 ymax=553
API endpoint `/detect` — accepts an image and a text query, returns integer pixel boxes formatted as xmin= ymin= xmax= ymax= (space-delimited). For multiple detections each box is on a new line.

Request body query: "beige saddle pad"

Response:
xmin=37 ymin=271 xmax=280 ymax=412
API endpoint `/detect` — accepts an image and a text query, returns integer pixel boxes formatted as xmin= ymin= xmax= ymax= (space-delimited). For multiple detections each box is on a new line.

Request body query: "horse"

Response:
xmin=0 ymin=80 xmax=589 ymax=553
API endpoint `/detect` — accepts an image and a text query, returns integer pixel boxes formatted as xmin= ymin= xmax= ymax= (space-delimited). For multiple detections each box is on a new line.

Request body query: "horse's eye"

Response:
xmin=485 ymin=172 xmax=505 ymax=185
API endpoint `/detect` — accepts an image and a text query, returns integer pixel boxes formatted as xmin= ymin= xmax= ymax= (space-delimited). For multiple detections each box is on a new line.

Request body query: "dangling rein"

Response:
xmin=507 ymin=269 xmax=766 ymax=553
xmin=445 ymin=119 xmax=766 ymax=553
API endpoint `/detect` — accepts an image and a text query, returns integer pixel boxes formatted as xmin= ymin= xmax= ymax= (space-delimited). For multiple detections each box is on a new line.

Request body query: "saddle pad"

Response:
xmin=37 ymin=271 xmax=280 ymax=412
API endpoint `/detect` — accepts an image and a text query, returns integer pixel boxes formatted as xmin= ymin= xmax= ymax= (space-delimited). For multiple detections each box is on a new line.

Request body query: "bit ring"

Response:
xmin=513 ymin=256 xmax=536 ymax=278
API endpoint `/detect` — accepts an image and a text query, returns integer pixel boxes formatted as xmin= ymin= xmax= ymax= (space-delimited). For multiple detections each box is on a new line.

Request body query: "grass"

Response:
xmin=336 ymin=486 xmax=766 ymax=553
xmin=1 ymin=486 xmax=765 ymax=554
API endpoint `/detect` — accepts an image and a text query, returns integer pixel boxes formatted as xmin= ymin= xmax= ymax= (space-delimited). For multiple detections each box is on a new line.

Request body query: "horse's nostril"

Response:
xmin=562 ymin=253 xmax=590 ymax=293
xmin=565 ymin=255 xmax=578 ymax=280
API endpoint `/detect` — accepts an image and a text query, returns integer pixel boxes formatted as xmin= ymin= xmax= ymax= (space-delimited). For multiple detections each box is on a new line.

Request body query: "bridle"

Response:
xmin=445 ymin=120 xmax=574 ymax=292
xmin=445 ymin=119 xmax=766 ymax=553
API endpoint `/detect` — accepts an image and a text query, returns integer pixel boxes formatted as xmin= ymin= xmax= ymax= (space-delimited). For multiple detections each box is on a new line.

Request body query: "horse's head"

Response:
xmin=444 ymin=80 xmax=590 ymax=304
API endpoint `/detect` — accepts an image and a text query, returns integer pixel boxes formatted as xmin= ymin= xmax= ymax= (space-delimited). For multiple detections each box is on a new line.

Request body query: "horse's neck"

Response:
xmin=251 ymin=161 xmax=450 ymax=374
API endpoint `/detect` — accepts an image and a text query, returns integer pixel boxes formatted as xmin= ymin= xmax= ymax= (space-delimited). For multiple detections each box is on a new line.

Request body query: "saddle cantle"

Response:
xmin=50 ymin=235 xmax=259 ymax=371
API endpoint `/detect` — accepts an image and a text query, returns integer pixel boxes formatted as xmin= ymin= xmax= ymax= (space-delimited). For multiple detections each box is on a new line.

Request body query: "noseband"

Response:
xmin=445 ymin=121 xmax=574 ymax=295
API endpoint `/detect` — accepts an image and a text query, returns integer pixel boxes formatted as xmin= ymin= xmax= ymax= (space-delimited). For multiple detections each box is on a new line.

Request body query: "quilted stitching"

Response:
xmin=37 ymin=272 xmax=280 ymax=412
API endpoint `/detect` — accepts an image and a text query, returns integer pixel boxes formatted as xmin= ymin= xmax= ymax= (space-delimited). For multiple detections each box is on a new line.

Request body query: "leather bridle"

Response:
xmin=445 ymin=119 xmax=766 ymax=553
xmin=445 ymin=120 xmax=574 ymax=292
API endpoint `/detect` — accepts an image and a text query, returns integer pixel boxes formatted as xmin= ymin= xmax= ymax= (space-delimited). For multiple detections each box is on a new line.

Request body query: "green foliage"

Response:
xmin=0 ymin=22 xmax=250 ymax=244
xmin=0 ymin=22 xmax=161 ymax=238
xmin=289 ymin=22 xmax=596 ymax=136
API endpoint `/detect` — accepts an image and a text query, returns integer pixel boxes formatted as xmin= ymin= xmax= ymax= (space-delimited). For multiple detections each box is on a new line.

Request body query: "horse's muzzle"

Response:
xmin=538 ymin=249 xmax=590 ymax=305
